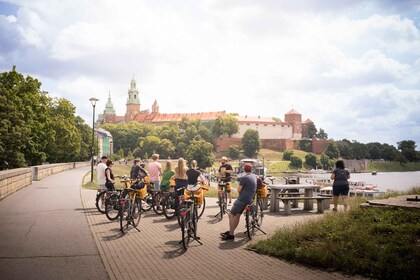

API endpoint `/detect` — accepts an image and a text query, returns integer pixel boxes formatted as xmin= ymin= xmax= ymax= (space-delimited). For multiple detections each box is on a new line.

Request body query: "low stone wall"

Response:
xmin=0 ymin=161 xmax=90 ymax=200
xmin=0 ymin=168 xmax=32 ymax=200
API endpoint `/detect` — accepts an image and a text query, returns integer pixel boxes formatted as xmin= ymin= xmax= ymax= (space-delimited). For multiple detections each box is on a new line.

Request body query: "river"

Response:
xmin=307 ymin=171 xmax=420 ymax=192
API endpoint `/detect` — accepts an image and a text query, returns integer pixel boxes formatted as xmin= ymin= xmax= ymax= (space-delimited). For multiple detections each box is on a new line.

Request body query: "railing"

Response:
xmin=0 ymin=162 xmax=90 ymax=200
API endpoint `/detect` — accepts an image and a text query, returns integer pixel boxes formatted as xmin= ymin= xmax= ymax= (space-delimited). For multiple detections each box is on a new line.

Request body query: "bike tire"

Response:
xmin=132 ymin=198 xmax=141 ymax=227
xmin=256 ymin=199 xmax=264 ymax=227
xmin=163 ymin=195 xmax=176 ymax=220
xmin=218 ymin=192 xmax=224 ymax=219
xmin=119 ymin=200 xmax=130 ymax=234
xmin=152 ymin=192 xmax=164 ymax=215
xmin=105 ymin=193 xmax=120 ymax=221
xmin=141 ymin=193 xmax=152 ymax=212
xmin=181 ymin=211 xmax=190 ymax=250
xmin=95 ymin=190 xmax=107 ymax=214
xmin=245 ymin=208 xmax=252 ymax=239
xmin=197 ymin=197 xmax=206 ymax=219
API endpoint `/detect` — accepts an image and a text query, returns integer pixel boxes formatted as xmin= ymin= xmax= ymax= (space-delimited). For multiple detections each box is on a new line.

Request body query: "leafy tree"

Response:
xmin=157 ymin=139 xmax=175 ymax=159
xmin=307 ymin=123 xmax=317 ymax=139
xmin=395 ymin=151 xmax=408 ymax=164
xmin=305 ymin=153 xmax=318 ymax=169
xmin=320 ymin=153 xmax=332 ymax=170
xmin=336 ymin=140 xmax=354 ymax=159
xmin=212 ymin=114 xmax=239 ymax=137
xmin=398 ymin=140 xmax=417 ymax=162
xmin=283 ymin=150 xmax=294 ymax=160
xmin=381 ymin=144 xmax=397 ymax=161
xmin=139 ymin=135 xmax=161 ymax=159
xmin=315 ymin=128 xmax=328 ymax=139
xmin=272 ymin=117 xmax=282 ymax=122
xmin=368 ymin=145 xmax=381 ymax=160
xmin=324 ymin=142 xmax=340 ymax=159
xmin=185 ymin=139 xmax=214 ymax=169
xmin=242 ymin=129 xmax=261 ymax=158
xmin=290 ymin=155 xmax=302 ymax=169
xmin=352 ymin=141 xmax=369 ymax=160
xmin=299 ymin=140 xmax=312 ymax=152
xmin=74 ymin=116 xmax=92 ymax=161
xmin=228 ymin=145 xmax=241 ymax=160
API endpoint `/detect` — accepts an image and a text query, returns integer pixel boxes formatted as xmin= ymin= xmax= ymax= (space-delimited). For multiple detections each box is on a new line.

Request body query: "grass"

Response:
xmin=367 ymin=161 xmax=420 ymax=172
xmin=248 ymin=191 xmax=420 ymax=279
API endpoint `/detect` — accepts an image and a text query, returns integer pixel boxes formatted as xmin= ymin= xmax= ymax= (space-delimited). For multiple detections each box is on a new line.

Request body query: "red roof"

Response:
xmin=286 ymin=109 xmax=300 ymax=115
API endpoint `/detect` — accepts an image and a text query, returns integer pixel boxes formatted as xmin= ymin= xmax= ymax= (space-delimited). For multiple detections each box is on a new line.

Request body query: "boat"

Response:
xmin=317 ymin=179 xmax=385 ymax=198
xmin=235 ymin=158 xmax=267 ymax=179
xmin=372 ymin=171 xmax=377 ymax=175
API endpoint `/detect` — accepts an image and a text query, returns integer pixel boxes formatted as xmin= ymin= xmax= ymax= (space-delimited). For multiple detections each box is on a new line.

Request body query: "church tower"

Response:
xmin=103 ymin=92 xmax=116 ymax=123
xmin=152 ymin=99 xmax=159 ymax=114
xmin=284 ymin=109 xmax=302 ymax=139
xmin=125 ymin=78 xmax=140 ymax=123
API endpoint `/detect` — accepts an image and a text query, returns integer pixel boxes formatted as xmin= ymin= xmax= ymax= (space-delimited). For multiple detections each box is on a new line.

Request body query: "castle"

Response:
xmin=98 ymin=78 xmax=327 ymax=153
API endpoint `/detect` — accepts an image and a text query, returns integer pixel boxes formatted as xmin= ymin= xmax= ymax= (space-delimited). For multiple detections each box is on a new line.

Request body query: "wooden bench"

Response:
xmin=317 ymin=194 xmax=333 ymax=210
xmin=279 ymin=197 xmax=331 ymax=215
xmin=278 ymin=192 xmax=305 ymax=208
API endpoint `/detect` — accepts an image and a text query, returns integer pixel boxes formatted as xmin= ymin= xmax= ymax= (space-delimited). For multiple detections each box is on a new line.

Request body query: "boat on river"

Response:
xmin=317 ymin=179 xmax=385 ymax=198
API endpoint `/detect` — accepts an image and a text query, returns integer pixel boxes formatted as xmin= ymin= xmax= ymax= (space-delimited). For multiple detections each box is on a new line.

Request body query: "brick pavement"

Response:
xmin=81 ymin=188 xmax=366 ymax=280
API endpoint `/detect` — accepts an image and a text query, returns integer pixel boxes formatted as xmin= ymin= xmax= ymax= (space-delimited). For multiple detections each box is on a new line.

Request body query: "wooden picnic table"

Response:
xmin=268 ymin=184 xmax=321 ymax=212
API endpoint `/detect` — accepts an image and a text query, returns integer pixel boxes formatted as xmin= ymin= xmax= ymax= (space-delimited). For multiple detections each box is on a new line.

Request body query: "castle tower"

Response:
xmin=151 ymin=99 xmax=159 ymax=114
xmin=102 ymin=92 xmax=116 ymax=123
xmin=125 ymin=77 xmax=140 ymax=123
xmin=284 ymin=109 xmax=302 ymax=139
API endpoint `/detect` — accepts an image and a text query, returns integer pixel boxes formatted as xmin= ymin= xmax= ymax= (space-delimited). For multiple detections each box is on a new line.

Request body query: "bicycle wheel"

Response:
xmin=95 ymin=190 xmax=107 ymax=214
xmin=256 ymin=199 xmax=264 ymax=227
xmin=180 ymin=211 xmax=190 ymax=250
xmin=132 ymin=198 xmax=141 ymax=227
xmin=218 ymin=191 xmax=224 ymax=219
xmin=141 ymin=193 xmax=152 ymax=211
xmin=197 ymin=197 xmax=206 ymax=219
xmin=119 ymin=199 xmax=130 ymax=234
xmin=152 ymin=192 xmax=164 ymax=215
xmin=163 ymin=194 xmax=176 ymax=220
xmin=245 ymin=207 xmax=253 ymax=239
xmin=105 ymin=193 xmax=120 ymax=221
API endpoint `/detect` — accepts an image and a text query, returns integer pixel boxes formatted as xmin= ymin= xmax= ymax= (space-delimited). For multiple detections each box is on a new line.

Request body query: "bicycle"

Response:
xmin=119 ymin=185 xmax=144 ymax=234
xmin=215 ymin=178 xmax=231 ymax=219
xmin=96 ymin=175 xmax=131 ymax=215
xmin=244 ymin=193 xmax=266 ymax=239
xmin=179 ymin=184 xmax=204 ymax=250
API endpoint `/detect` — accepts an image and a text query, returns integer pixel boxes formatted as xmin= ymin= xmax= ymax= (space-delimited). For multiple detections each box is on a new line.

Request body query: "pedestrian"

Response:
xmin=172 ymin=158 xmax=188 ymax=210
xmin=105 ymin=159 xmax=115 ymax=191
xmin=331 ymin=159 xmax=350 ymax=212
xmin=130 ymin=159 xmax=141 ymax=179
xmin=220 ymin=163 xmax=257 ymax=240
xmin=161 ymin=161 xmax=175 ymax=192
xmin=148 ymin=154 xmax=162 ymax=192
xmin=219 ymin=156 xmax=233 ymax=205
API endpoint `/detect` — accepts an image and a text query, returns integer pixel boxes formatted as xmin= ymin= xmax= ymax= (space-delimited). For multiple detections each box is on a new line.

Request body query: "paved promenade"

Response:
xmin=1 ymin=167 xmax=366 ymax=279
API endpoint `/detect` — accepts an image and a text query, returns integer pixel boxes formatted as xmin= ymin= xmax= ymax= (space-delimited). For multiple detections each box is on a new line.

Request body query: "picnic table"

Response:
xmin=268 ymin=184 xmax=321 ymax=213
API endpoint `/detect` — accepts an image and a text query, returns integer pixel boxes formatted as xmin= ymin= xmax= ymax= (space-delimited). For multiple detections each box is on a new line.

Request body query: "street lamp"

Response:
xmin=89 ymin=97 xmax=99 ymax=182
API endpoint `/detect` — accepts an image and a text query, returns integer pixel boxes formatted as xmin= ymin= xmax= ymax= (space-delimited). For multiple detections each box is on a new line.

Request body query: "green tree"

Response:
xmin=368 ymin=145 xmax=381 ymax=160
xmin=315 ymin=128 xmax=328 ymax=139
xmin=320 ymin=153 xmax=332 ymax=170
xmin=290 ymin=155 xmax=302 ymax=169
xmin=212 ymin=114 xmax=239 ymax=137
xmin=395 ymin=151 xmax=408 ymax=164
xmin=307 ymin=123 xmax=317 ymax=139
xmin=186 ymin=139 xmax=214 ymax=169
xmin=242 ymin=129 xmax=261 ymax=158
xmin=283 ymin=150 xmax=294 ymax=160
xmin=139 ymin=135 xmax=161 ymax=159
xmin=325 ymin=142 xmax=340 ymax=159
xmin=398 ymin=140 xmax=417 ymax=162
xmin=381 ymin=144 xmax=396 ymax=161
xmin=157 ymin=139 xmax=175 ymax=159
xmin=228 ymin=145 xmax=241 ymax=160
xmin=352 ymin=141 xmax=369 ymax=160
xmin=305 ymin=153 xmax=318 ymax=169
xmin=299 ymin=140 xmax=312 ymax=152
xmin=337 ymin=140 xmax=354 ymax=159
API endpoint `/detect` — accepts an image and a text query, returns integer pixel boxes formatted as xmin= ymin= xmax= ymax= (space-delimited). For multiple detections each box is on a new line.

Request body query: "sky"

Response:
xmin=1 ymin=0 xmax=420 ymax=148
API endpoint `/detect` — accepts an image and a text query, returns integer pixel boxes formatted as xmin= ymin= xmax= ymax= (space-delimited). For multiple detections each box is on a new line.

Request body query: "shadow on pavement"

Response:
xmin=218 ymin=235 xmax=249 ymax=250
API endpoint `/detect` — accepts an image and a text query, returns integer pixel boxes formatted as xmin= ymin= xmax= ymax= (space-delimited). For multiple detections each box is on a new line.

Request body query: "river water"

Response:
xmin=308 ymin=171 xmax=420 ymax=192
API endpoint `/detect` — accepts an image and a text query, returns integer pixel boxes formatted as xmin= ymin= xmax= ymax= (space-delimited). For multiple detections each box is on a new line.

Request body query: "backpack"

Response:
xmin=257 ymin=176 xmax=264 ymax=189
xmin=335 ymin=168 xmax=348 ymax=181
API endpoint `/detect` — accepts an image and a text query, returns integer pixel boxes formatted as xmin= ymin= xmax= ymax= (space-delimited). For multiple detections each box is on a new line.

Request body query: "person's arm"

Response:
xmin=198 ymin=173 xmax=205 ymax=183
xmin=237 ymin=184 xmax=243 ymax=194
xmin=106 ymin=169 xmax=114 ymax=183
xmin=331 ymin=170 xmax=336 ymax=180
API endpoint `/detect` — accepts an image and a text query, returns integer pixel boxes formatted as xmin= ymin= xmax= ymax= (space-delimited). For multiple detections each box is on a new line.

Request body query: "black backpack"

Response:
xmin=335 ymin=169 xmax=348 ymax=180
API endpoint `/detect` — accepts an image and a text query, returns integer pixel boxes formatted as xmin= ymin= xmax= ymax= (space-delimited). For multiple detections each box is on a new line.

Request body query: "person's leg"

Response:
xmin=342 ymin=195 xmax=349 ymax=211
xmin=153 ymin=181 xmax=160 ymax=192
xmin=228 ymin=212 xmax=241 ymax=235
xmin=332 ymin=196 xmax=339 ymax=211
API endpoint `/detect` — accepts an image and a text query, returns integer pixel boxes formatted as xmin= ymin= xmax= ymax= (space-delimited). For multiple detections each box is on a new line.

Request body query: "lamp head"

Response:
xmin=89 ymin=97 xmax=99 ymax=107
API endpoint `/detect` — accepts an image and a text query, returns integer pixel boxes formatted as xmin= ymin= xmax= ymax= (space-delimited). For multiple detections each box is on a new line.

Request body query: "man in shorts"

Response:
xmin=220 ymin=163 xmax=257 ymax=240
xmin=218 ymin=156 xmax=233 ymax=205
xmin=96 ymin=156 xmax=108 ymax=205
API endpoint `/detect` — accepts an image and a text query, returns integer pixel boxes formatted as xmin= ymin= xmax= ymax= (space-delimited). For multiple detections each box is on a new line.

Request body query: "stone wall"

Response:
xmin=0 ymin=162 xmax=90 ymax=201
xmin=312 ymin=139 xmax=331 ymax=154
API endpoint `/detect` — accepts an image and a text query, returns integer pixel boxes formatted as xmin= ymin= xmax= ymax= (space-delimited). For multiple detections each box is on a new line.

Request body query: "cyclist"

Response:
xmin=218 ymin=156 xmax=233 ymax=205
xmin=161 ymin=161 xmax=175 ymax=192
xmin=186 ymin=160 xmax=205 ymax=185
xmin=148 ymin=154 xmax=162 ymax=192
xmin=220 ymin=163 xmax=257 ymax=241
xmin=105 ymin=159 xmax=115 ymax=191
xmin=96 ymin=155 xmax=108 ymax=205
xmin=130 ymin=159 xmax=148 ymax=180
xmin=172 ymin=158 xmax=188 ymax=211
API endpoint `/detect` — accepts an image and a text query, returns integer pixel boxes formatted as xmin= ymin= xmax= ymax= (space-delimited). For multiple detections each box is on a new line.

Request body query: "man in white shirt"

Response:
xmin=97 ymin=156 xmax=108 ymax=188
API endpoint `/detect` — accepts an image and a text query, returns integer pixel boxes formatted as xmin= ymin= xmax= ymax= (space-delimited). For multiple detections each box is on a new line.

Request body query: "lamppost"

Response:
xmin=89 ymin=97 xmax=99 ymax=182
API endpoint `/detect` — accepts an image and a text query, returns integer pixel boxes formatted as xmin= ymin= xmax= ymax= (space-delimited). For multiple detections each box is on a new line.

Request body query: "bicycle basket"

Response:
xmin=184 ymin=188 xmax=204 ymax=205
xmin=256 ymin=186 xmax=268 ymax=198
xmin=131 ymin=180 xmax=145 ymax=190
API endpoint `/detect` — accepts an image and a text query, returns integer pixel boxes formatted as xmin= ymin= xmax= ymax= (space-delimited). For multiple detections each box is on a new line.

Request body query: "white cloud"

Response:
xmin=1 ymin=0 xmax=420 ymax=146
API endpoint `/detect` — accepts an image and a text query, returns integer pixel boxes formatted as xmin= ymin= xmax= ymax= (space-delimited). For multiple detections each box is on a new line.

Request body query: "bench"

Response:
xmin=278 ymin=192 xmax=305 ymax=208
xmin=279 ymin=197 xmax=331 ymax=215
xmin=317 ymin=194 xmax=333 ymax=210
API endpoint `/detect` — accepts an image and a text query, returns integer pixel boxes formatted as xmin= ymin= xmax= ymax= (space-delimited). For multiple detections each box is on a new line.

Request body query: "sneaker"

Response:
xmin=220 ymin=231 xmax=230 ymax=237
xmin=332 ymin=208 xmax=338 ymax=212
xmin=221 ymin=234 xmax=235 ymax=241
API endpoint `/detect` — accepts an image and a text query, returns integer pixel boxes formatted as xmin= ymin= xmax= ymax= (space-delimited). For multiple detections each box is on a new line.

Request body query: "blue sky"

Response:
xmin=1 ymin=0 xmax=419 ymax=148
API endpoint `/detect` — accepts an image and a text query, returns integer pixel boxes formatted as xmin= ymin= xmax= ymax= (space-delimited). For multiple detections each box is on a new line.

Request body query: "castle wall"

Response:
xmin=232 ymin=123 xmax=293 ymax=139
xmin=311 ymin=139 xmax=331 ymax=154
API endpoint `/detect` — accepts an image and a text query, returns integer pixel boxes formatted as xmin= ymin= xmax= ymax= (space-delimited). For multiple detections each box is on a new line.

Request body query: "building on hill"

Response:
xmin=97 ymin=78 xmax=325 ymax=153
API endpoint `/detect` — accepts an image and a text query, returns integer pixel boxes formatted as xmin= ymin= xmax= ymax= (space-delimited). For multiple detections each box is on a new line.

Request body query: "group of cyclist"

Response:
xmin=96 ymin=154 xmax=262 ymax=242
